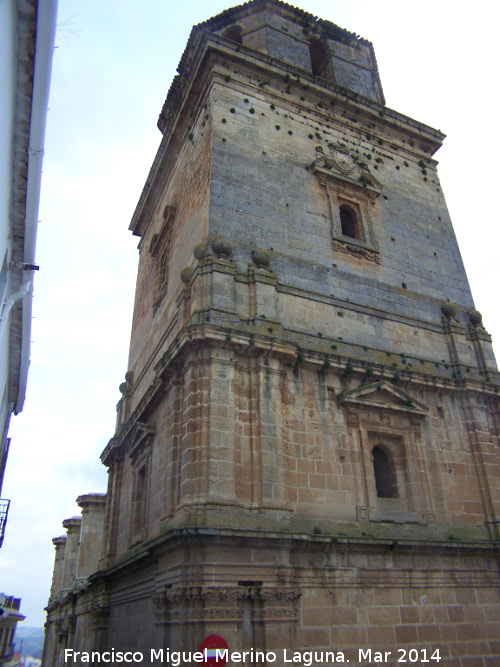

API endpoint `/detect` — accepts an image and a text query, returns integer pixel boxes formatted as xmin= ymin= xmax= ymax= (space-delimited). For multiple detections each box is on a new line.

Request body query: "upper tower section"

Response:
xmin=123 ymin=0 xmax=495 ymax=423
xmin=158 ymin=0 xmax=384 ymax=138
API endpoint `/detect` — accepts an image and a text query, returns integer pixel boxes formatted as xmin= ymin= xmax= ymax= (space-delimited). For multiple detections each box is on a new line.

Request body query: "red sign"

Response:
xmin=198 ymin=635 xmax=229 ymax=666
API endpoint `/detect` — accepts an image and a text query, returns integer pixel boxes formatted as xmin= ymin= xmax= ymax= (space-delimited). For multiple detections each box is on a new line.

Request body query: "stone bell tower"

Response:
xmin=44 ymin=1 xmax=500 ymax=663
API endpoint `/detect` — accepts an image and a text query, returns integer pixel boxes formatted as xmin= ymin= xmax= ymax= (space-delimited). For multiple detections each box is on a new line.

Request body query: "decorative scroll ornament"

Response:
xmin=346 ymin=408 xmax=360 ymax=427
xmin=332 ymin=239 xmax=380 ymax=264
xmin=54 ymin=610 xmax=76 ymax=635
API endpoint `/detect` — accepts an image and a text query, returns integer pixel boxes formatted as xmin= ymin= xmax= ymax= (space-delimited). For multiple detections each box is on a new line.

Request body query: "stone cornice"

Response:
xmin=101 ymin=319 xmax=500 ymax=473
xmin=85 ymin=525 xmax=499 ymax=591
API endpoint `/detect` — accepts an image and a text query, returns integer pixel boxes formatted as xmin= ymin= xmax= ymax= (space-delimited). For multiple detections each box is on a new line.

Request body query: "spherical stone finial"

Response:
xmin=119 ymin=381 xmax=128 ymax=395
xmin=193 ymin=242 xmax=208 ymax=260
xmin=469 ymin=310 xmax=483 ymax=326
xmin=180 ymin=267 xmax=193 ymax=284
xmin=251 ymin=248 xmax=271 ymax=268
xmin=212 ymin=238 xmax=232 ymax=258
xmin=441 ymin=303 xmax=456 ymax=318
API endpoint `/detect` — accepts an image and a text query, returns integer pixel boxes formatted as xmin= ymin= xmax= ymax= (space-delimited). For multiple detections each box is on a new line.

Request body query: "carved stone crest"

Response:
xmin=332 ymin=149 xmax=356 ymax=176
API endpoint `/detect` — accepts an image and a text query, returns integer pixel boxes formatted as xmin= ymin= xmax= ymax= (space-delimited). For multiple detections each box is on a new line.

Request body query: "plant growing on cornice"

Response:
xmin=344 ymin=362 xmax=353 ymax=377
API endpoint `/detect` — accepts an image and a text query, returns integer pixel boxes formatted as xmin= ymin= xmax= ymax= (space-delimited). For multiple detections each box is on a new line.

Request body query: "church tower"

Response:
xmin=44 ymin=1 xmax=500 ymax=663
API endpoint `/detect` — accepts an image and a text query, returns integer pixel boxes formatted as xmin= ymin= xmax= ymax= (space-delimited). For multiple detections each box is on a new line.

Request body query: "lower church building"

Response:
xmin=43 ymin=2 xmax=500 ymax=665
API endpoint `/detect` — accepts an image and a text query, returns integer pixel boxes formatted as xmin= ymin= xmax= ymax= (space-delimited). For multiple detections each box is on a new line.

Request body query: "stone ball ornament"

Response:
xmin=251 ymin=248 xmax=271 ymax=268
xmin=180 ymin=267 xmax=194 ymax=284
xmin=212 ymin=238 xmax=232 ymax=258
xmin=440 ymin=303 xmax=456 ymax=318
xmin=468 ymin=310 xmax=483 ymax=326
xmin=193 ymin=242 xmax=208 ymax=260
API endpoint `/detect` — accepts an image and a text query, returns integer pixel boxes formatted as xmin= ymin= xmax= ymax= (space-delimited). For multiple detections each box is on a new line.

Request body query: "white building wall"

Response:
xmin=0 ymin=0 xmax=19 ymax=489
xmin=0 ymin=0 xmax=57 ymax=500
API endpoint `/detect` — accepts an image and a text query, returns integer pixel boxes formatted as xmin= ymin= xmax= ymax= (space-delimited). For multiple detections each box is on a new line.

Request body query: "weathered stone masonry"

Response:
xmin=43 ymin=2 xmax=500 ymax=666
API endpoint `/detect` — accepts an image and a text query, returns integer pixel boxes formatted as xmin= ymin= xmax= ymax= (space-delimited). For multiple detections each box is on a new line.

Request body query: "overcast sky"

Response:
xmin=1 ymin=0 xmax=499 ymax=628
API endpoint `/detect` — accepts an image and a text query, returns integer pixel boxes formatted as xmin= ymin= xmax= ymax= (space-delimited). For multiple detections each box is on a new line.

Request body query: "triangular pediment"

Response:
xmin=128 ymin=421 xmax=156 ymax=462
xmin=338 ymin=381 xmax=428 ymax=417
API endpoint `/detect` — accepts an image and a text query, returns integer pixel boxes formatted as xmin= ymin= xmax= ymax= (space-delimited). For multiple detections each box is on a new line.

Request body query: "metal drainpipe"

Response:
xmin=0 ymin=275 xmax=34 ymax=338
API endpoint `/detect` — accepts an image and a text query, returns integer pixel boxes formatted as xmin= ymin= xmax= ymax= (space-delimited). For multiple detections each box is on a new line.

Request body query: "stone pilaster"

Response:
xmin=49 ymin=536 xmax=67 ymax=601
xmin=461 ymin=391 xmax=500 ymax=540
xmin=75 ymin=493 xmax=107 ymax=580
xmin=60 ymin=517 xmax=81 ymax=591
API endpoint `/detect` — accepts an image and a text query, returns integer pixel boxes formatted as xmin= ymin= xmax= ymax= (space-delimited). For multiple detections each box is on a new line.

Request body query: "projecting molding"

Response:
xmin=128 ymin=422 xmax=156 ymax=462
xmin=338 ymin=380 xmax=429 ymax=417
